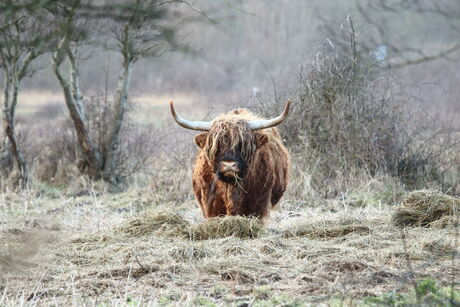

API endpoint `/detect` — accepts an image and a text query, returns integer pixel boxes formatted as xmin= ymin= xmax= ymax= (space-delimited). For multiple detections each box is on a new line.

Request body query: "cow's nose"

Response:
xmin=220 ymin=161 xmax=239 ymax=172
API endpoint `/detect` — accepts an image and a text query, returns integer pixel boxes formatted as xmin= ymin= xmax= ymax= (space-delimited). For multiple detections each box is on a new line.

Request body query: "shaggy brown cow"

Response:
xmin=170 ymin=101 xmax=291 ymax=219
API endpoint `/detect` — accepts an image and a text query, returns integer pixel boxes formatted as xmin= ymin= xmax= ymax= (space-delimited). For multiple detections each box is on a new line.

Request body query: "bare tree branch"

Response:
xmin=356 ymin=0 xmax=460 ymax=68
xmin=392 ymin=42 xmax=460 ymax=68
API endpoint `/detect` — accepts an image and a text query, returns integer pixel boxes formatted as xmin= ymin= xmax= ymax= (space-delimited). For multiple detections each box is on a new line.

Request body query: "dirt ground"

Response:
xmin=0 ymin=186 xmax=458 ymax=306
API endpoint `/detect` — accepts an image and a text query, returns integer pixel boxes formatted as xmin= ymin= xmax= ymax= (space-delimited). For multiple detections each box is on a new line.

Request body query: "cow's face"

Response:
xmin=213 ymin=139 xmax=247 ymax=183
xmin=194 ymin=121 xmax=268 ymax=184
xmin=170 ymin=100 xmax=290 ymax=184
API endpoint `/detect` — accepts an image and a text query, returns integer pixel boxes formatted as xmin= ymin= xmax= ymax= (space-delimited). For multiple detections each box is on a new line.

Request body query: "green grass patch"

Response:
xmin=365 ymin=278 xmax=460 ymax=306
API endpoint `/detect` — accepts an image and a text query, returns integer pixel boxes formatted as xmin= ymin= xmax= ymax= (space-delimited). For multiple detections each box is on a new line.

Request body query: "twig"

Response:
xmin=400 ymin=229 xmax=420 ymax=303
xmin=222 ymin=0 xmax=256 ymax=16
xmin=392 ymin=42 xmax=460 ymax=69
xmin=347 ymin=15 xmax=357 ymax=64
xmin=257 ymin=58 xmax=278 ymax=104
xmin=130 ymin=249 xmax=145 ymax=271
xmin=171 ymin=0 xmax=217 ymax=24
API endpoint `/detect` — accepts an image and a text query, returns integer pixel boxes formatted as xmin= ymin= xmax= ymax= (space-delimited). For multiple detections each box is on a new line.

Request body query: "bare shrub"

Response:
xmin=24 ymin=94 xmax=159 ymax=188
xmin=82 ymin=94 xmax=160 ymax=186
xmin=0 ymin=144 xmax=14 ymax=179
xmin=26 ymin=118 xmax=78 ymax=185
xmin=257 ymin=18 xmax=459 ymax=196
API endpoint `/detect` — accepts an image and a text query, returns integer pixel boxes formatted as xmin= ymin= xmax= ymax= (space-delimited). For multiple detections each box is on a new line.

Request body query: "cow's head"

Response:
xmin=170 ymin=101 xmax=290 ymax=184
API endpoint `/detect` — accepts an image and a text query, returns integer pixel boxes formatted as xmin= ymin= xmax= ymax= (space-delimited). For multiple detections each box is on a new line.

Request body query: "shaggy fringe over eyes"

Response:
xmin=205 ymin=120 xmax=256 ymax=163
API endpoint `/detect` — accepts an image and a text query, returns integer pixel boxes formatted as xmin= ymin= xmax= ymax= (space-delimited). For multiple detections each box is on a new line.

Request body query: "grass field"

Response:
xmin=1 ymin=171 xmax=458 ymax=306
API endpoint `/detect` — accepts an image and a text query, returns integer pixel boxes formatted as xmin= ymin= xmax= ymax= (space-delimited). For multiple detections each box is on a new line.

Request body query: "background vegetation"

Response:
xmin=0 ymin=0 xmax=459 ymax=306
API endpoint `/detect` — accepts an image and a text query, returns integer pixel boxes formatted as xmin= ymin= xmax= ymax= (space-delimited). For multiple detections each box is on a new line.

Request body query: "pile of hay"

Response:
xmin=118 ymin=210 xmax=263 ymax=240
xmin=391 ymin=190 xmax=459 ymax=228
xmin=191 ymin=216 xmax=263 ymax=240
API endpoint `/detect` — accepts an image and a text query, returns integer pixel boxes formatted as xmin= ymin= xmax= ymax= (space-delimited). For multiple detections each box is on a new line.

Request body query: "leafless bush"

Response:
xmin=0 ymin=144 xmax=14 ymax=179
xmin=22 ymin=93 xmax=159 ymax=187
xmin=25 ymin=119 xmax=77 ymax=185
xmin=84 ymin=94 xmax=160 ymax=184
xmin=258 ymin=18 xmax=459 ymax=196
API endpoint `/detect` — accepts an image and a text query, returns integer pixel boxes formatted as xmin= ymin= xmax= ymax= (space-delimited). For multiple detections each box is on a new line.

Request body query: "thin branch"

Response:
xmin=222 ymin=0 xmax=256 ymax=16
xmin=170 ymin=0 xmax=217 ymax=24
xmin=17 ymin=50 xmax=37 ymax=80
xmin=0 ymin=15 xmax=28 ymax=32
xmin=347 ymin=15 xmax=357 ymax=69
xmin=392 ymin=42 xmax=460 ymax=69
xmin=257 ymin=58 xmax=278 ymax=103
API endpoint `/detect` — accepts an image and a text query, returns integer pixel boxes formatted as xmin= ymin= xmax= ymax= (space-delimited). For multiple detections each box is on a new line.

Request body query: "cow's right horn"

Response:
xmin=247 ymin=99 xmax=291 ymax=130
xmin=170 ymin=101 xmax=212 ymax=131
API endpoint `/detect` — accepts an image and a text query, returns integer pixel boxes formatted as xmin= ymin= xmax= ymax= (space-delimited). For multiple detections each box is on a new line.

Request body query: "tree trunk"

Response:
xmin=52 ymin=46 xmax=103 ymax=179
xmin=102 ymin=58 xmax=133 ymax=183
xmin=2 ymin=74 xmax=28 ymax=188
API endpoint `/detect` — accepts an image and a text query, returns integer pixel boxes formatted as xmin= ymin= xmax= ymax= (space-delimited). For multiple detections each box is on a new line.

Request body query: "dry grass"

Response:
xmin=282 ymin=219 xmax=371 ymax=239
xmin=117 ymin=210 xmax=191 ymax=237
xmin=0 ymin=185 xmax=458 ymax=306
xmin=392 ymin=189 xmax=460 ymax=228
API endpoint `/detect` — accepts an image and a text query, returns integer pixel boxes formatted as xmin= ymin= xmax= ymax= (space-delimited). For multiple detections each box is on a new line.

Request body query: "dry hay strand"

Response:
xmin=391 ymin=189 xmax=459 ymax=228
xmin=190 ymin=216 xmax=264 ymax=240
xmin=283 ymin=220 xmax=370 ymax=239
xmin=323 ymin=260 xmax=373 ymax=272
xmin=117 ymin=210 xmax=191 ymax=237
xmin=203 ymin=258 xmax=258 ymax=284
xmin=169 ymin=244 xmax=214 ymax=261
xmin=62 ymin=234 xmax=116 ymax=266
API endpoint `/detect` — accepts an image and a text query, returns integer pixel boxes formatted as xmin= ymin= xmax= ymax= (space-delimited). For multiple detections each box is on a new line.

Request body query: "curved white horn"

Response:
xmin=170 ymin=101 xmax=212 ymax=131
xmin=247 ymin=99 xmax=291 ymax=130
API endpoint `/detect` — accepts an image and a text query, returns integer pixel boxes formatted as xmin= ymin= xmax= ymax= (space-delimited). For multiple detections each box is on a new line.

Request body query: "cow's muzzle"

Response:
xmin=217 ymin=160 xmax=244 ymax=183
xmin=220 ymin=161 xmax=240 ymax=174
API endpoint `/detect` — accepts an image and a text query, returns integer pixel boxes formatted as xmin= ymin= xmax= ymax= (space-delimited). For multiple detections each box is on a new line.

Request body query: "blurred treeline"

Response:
xmin=0 ymin=0 xmax=458 ymax=193
xmin=20 ymin=0 xmax=460 ymax=113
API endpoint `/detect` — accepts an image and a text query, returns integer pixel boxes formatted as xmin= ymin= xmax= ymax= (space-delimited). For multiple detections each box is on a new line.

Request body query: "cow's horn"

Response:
xmin=170 ymin=101 xmax=212 ymax=131
xmin=247 ymin=99 xmax=291 ymax=130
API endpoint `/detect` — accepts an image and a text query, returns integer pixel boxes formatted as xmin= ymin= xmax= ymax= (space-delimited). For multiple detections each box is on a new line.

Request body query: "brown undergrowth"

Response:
xmin=0 ymin=187 xmax=458 ymax=305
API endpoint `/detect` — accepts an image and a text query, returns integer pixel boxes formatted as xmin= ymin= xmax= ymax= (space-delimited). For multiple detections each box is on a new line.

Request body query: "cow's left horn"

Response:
xmin=170 ymin=101 xmax=212 ymax=131
xmin=247 ymin=99 xmax=291 ymax=130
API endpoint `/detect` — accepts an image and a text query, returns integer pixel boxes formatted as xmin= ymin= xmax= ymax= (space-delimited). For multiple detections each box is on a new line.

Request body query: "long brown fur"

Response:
xmin=192 ymin=108 xmax=290 ymax=219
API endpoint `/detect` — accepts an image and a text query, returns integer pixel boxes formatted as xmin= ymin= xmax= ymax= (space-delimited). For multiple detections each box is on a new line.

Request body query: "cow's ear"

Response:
xmin=194 ymin=132 xmax=208 ymax=148
xmin=255 ymin=133 xmax=269 ymax=148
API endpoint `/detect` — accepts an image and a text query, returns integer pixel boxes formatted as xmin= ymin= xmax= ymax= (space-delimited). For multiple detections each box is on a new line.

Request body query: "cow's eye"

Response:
xmin=235 ymin=142 xmax=242 ymax=151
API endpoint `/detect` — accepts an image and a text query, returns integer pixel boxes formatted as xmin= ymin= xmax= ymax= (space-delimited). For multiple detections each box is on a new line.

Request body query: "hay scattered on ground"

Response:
xmin=191 ymin=216 xmax=264 ymax=240
xmin=392 ymin=190 xmax=459 ymax=227
xmin=282 ymin=220 xmax=370 ymax=239
xmin=117 ymin=210 xmax=263 ymax=240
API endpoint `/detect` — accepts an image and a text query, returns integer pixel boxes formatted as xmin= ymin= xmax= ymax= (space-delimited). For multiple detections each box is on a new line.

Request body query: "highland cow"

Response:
xmin=170 ymin=101 xmax=291 ymax=219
